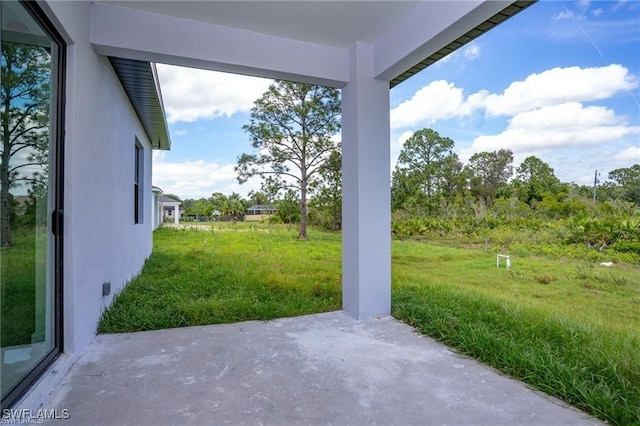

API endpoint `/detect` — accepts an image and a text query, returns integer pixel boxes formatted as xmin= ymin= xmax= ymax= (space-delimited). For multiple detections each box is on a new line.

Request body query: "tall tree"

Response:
xmin=1 ymin=42 xmax=51 ymax=247
xmin=209 ymin=192 xmax=228 ymax=211
xmin=391 ymin=167 xmax=428 ymax=214
xmin=275 ymin=189 xmax=301 ymax=227
xmin=221 ymin=197 xmax=245 ymax=223
xmin=396 ymin=128 xmax=455 ymax=198
xmin=437 ymin=153 xmax=466 ymax=198
xmin=608 ymin=164 xmax=640 ymax=204
xmin=513 ymin=156 xmax=561 ymax=206
xmin=248 ymin=190 xmax=269 ymax=206
xmin=309 ymin=149 xmax=342 ymax=231
xmin=235 ymin=81 xmax=341 ymax=238
xmin=465 ymin=149 xmax=514 ymax=205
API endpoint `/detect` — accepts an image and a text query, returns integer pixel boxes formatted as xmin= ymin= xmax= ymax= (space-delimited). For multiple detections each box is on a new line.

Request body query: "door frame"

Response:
xmin=0 ymin=0 xmax=66 ymax=409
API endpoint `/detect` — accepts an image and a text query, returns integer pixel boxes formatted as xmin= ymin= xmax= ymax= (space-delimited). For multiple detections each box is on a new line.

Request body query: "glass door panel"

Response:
xmin=1 ymin=1 xmax=63 ymax=408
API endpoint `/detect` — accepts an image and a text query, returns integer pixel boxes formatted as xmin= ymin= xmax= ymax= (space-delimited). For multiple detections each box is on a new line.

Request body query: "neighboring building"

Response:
xmin=151 ymin=186 xmax=163 ymax=230
xmin=158 ymin=195 xmax=182 ymax=224
xmin=246 ymin=204 xmax=277 ymax=222
xmin=0 ymin=0 xmax=530 ymax=411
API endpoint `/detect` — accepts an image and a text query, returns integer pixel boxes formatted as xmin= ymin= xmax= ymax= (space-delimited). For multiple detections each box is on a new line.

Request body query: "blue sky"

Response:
xmin=153 ymin=0 xmax=640 ymax=200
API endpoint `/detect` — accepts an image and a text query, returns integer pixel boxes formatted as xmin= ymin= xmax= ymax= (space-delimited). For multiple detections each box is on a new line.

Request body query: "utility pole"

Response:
xmin=593 ymin=170 xmax=599 ymax=202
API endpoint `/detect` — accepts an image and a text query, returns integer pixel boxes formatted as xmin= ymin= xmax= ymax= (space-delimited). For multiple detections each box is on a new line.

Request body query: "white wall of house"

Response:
xmin=17 ymin=4 xmax=155 ymax=397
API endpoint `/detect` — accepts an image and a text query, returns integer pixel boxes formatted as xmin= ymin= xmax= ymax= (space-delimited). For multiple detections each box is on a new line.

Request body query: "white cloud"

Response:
xmin=613 ymin=0 xmax=629 ymax=12
xmin=456 ymin=147 xmax=475 ymax=165
xmin=508 ymin=102 xmax=619 ymax=130
xmin=612 ymin=146 xmax=640 ymax=164
xmin=390 ymin=80 xmax=466 ymax=129
xmin=397 ymin=131 xmax=414 ymax=147
xmin=482 ymin=64 xmax=637 ymax=117
xmin=464 ymin=42 xmax=481 ymax=60
xmin=152 ymin=151 xmax=261 ymax=199
xmin=554 ymin=10 xmax=573 ymax=20
xmin=173 ymin=129 xmax=188 ymax=136
xmin=591 ymin=8 xmax=604 ymax=17
xmin=390 ymin=65 xmax=637 ymax=130
xmin=470 ymin=103 xmax=640 ymax=153
xmin=576 ymin=0 xmax=591 ymax=11
xmin=156 ymin=65 xmax=272 ymax=124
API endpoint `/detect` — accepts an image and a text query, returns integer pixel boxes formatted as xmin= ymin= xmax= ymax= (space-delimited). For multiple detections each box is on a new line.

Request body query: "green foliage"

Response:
xmin=392 ymin=128 xmax=466 ymax=214
xmin=1 ymin=42 xmax=52 ymax=247
xmin=513 ymin=156 xmax=561 ymax=206
xmin=220 ymin=197 xmax=246 ymax=223
xmin=465 ymin=149 xmax=514 ymax=205
xmin=309 ymin=149 xmax=342 ymax=231
xmin=273 ymin=189 xmax=301 ymax=226
xmin=565 ymin=217 xmax=640 ymax=248
xmin=235 ymin=81 xmax=341 ymax=238
xmin=396 ymin=128 xmax=455 ymax=198
xmin=609 ymin=164 xmax=640 ymax=204
xmin=389 ymin=130 xmax=637 ymax=235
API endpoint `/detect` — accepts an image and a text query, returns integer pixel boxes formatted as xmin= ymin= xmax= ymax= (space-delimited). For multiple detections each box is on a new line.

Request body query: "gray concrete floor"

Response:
xmin=47 ymin=311 xmax=602 ymax=426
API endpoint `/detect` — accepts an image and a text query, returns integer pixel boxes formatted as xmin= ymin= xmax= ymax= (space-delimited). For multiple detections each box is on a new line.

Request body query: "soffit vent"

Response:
xmin=390 ymin=0 xmax=536 ymax=88
xmin=109 ymin=57 xmax=171 ymax=150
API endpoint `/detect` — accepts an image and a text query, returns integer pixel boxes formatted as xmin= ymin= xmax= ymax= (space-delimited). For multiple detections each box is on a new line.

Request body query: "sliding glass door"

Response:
xmin=1 ymin=1 xmax=64 ymax=409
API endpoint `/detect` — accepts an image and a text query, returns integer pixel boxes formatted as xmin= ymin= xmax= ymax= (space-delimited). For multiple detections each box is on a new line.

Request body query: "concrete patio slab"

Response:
xmin=46 ymin=311 xmax=601 ymax=425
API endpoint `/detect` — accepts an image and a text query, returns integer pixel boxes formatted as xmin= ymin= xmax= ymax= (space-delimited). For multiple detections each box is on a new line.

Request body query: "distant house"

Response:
xmin=151 ymin=187 xmax=163 ymax=229
xmin=158 ymin=195 xmax=182 ymax=224
xmin=246 ymin=204 xmax=276 ymax=222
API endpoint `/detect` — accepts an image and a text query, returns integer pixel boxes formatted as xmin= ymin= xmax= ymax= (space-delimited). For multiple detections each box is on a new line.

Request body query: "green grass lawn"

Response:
xmin=99 ymin=226 xmax=640 ymax=425
xmin=392 ymin=240 xmax=639 ymax=425
xmin=1 ymin=228 xmax=39 ymax=347
xmin=99 ymin=227 xmax=341 ymax=331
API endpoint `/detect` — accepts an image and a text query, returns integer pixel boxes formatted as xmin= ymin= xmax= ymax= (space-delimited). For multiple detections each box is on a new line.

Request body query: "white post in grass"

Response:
xmin=497 ymin=254 xmax=511 ymax=269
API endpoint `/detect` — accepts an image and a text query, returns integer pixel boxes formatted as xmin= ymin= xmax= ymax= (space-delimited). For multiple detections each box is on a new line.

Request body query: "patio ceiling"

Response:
xmin=97 ymin=0 xmax=534 ymax=88
xmin=101 ymin=1 xmax=422 ymax=49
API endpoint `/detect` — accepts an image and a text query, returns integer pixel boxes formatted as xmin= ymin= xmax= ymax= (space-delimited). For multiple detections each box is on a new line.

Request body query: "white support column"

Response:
xmin=341 ymin=42 xmax=391 ymax=320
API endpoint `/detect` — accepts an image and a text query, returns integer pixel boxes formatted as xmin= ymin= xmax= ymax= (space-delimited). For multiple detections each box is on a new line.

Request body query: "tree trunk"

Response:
xmin=0 ymin=161 xmax=12 ymax=247
xmin=299 ymin=180 xmax=307 ymax=239
xmin=1 ymin=89 xmax=13 ymax=247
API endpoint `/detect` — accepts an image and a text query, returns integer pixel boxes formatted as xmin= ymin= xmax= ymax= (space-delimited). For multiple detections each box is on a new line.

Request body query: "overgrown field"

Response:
xmin=392 ymin=240 xmax=639 ymax=425
xmin=99 ymin=227 xmax=341 ymax=331
xmin=99 ymin=226 xmax=639 ymax=425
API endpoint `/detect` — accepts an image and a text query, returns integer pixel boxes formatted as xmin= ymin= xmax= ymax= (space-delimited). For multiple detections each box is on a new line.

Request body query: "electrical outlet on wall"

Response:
xmin=102 ymin=282 xmax=111 ymax=297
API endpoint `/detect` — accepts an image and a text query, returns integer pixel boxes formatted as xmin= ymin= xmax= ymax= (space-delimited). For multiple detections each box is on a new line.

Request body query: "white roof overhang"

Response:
xmin=93 ymin=0 xmax=534 ymax=151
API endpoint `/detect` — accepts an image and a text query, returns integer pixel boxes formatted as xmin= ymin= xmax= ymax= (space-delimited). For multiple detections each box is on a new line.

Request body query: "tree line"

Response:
xmin=391 ymin=127 xmax=639 ymax=217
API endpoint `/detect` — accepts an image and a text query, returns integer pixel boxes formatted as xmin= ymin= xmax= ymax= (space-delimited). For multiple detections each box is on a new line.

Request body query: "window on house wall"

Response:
xmin=134 ymin=139 xmax=143 ymax=224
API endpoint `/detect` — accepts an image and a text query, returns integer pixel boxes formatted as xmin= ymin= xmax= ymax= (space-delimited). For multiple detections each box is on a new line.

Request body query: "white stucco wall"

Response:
xmin=43 ymin=2 xmax=154 ymax=356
